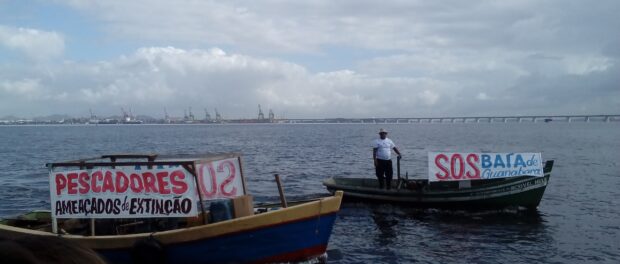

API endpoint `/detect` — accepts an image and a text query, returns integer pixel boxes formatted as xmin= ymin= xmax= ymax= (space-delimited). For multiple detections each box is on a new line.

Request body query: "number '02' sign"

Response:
xmin=196 ymin=157 xmax=245 ymax=199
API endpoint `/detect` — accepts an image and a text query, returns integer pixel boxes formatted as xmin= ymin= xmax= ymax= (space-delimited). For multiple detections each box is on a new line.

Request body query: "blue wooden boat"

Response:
xmin=0 ymin=153 xmax=343 ymax=263
xmin=0 ymin=195 xmax=343 ymax=263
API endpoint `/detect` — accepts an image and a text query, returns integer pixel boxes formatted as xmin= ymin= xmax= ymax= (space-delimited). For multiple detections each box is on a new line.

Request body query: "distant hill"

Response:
xmin=0 ymin=115 xmax=20 ymax=121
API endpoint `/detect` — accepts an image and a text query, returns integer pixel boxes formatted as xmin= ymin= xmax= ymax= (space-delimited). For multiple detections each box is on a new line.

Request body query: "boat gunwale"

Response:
xmin=324 ymin=172 xmax=550 ymax=195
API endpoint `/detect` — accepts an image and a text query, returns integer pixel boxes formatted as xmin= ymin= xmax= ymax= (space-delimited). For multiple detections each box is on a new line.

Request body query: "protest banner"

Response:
xmin=50 ymin=166 xmax=198 ymax=218
xmin=50 ymin=156 xmax=246 ymax=218
xmin=428 ymin=152 xmax=543 ymax=182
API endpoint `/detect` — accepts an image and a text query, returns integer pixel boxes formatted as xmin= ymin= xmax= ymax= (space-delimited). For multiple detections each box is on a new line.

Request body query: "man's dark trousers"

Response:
xmin=375 ymin=159 xmax=393 ymax=189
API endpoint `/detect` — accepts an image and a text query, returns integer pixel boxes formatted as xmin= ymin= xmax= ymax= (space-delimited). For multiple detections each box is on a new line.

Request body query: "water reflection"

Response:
xmin=369 ymin=205 xmax=399 ymax=244
xmin=366 ymin=205 xmax=400 ymax=263
xmin=337 ymin=203 xmax=557 ymax=263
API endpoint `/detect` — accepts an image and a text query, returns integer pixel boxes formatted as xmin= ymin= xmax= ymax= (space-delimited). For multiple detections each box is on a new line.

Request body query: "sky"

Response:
xmin=1 ymin=0 xmax=619 ymax=119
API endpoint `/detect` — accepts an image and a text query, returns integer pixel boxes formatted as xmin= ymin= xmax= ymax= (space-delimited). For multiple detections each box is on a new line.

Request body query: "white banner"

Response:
xmin=50 ymin=166 xmax=198 ymax=218
xmin=428 ymin=152 xmax=544 ymax=182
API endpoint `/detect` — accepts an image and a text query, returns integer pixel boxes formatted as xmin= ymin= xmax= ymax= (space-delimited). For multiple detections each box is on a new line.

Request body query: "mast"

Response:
xmin=189 ymin=107 xmax=195 ymax=121
xmin=164 ymin=107 xmax=170 ymax=123
xmin=258 ymin=104 xmax=265 ymax=120
xmin=215 ymin=108 xmax=222 ymax=122
xmin=121 ymin=107 xmax=130 ymax=122
xmin=204 ymin=108 xmax=212 ymax=122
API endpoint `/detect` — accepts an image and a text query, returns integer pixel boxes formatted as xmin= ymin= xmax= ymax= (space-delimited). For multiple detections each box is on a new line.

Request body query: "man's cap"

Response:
xmin=378 ymin=128 xmax=388 ymax=134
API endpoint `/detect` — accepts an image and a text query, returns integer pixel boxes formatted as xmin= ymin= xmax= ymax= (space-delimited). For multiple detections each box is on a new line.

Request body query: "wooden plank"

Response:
xmin=47 ymin=153 xmax=242 ymax=168
xmin=101 ymin=153 xmax=158 ymax=160
xmin=47 ymin=161 xmax=195 ymax=168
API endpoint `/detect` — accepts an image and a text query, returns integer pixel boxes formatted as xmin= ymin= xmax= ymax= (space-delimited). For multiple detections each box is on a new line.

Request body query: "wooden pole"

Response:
xmin=238 ymin=156 xmax=248 ymax=195
xmin=50 ymin=166 xmax=58 ymax=234
xmin=274 ymin=174 xmax=288 ymax=208
xmin=90 ymin=219 xmax=96 ymax=236
xmin=396 ymin=156 xmax=402 ymax=189
xmin=397 ymin=156 xmax=401 ymax=180
xmin=79 ymin=163 xmax=96 ymax=236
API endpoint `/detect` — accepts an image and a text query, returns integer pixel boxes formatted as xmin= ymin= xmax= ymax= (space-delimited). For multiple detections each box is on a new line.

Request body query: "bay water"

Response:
xmin=0 ymin=123 xmax=618 ymax=263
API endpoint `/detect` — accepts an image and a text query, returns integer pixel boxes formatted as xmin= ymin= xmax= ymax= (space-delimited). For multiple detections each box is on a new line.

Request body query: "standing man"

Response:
xmin=372 ymin=128 xmax=401 ymax=190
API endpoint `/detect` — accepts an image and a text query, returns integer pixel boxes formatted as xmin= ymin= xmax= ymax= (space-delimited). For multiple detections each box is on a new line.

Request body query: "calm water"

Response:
xmin=0 ymin=123 xmax=619 ymax=263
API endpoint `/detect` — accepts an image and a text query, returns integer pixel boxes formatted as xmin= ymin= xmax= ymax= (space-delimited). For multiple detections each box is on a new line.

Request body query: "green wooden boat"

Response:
xmin=323 ymin=160 xmax=554 ymax=210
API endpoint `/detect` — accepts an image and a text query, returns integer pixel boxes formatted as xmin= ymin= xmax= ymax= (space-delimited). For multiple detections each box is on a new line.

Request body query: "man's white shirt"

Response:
xmin=373 ymin=138 xmax=396 ymax=160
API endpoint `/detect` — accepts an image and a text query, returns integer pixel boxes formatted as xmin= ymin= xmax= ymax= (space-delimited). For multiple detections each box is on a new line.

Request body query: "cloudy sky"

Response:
xmin=1 ymin=0 xmax=619 ymax=119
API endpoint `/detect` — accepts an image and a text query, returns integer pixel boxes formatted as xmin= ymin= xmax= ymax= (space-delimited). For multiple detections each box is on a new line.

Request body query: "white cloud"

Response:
xmin=0 ymin=79 xmax=41 ymax=97
xmin=419 ymin=90 xmax=440 ymax=106
xmin=563 ymin=55 xmax=613 ymax=75
xmin=0 ymin=46 xmax=470 ymax=118
xmin=54 ymin=0 xmax=620 ymax=56
xmin=476 ymin=92 xmax=490 ymax=100
xmin=0 ymin=25 xmax=65 ymax=61
xmin=1 ymin=44 xmax=618 ymax=118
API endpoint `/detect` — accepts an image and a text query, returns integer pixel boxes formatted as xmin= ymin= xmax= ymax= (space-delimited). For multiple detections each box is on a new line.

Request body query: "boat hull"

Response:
xmin=324 ymin=161 xmax=553 ymax=210
xmin=0 ymin=192 xmax=343 ymax=264
xmin=100 ymin=213 xmax=337 ymax=264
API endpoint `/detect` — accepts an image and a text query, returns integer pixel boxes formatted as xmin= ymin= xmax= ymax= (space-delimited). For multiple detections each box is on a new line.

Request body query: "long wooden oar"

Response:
xmin=397 ymin=156 xmax=401 ymax=180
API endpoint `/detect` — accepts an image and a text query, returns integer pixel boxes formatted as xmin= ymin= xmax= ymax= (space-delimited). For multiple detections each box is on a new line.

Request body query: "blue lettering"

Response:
xmin=481 ymin=169 xmax=492 ymax=179
xmin=514 ymin=154 xmax=526 ymax=168
xmin=506 ymin=153 xmax=513 ymax=168
xmin=494 ymin=155 xmax=505 ymax=168
xmin=481 ymin=155 xmax=492 ymax=168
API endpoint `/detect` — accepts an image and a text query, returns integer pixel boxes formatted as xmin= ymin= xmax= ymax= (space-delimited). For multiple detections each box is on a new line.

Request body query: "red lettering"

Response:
xmin=451 ymin=154 xmax=464 ymax=179
xmin=466 ymin=154 xmax=480 ymax=179
xmin=67 ymin=173 xmax=78 ymax=194
xmin=198 ymin=163 xmax=217 ymax=199
xmin=91 ymin=171 xmax=102 ymax=193
xmin=115 ymin=171 xmax=129 ymax=193
xmin=55 ymin=173 xmax=67 ymax=195
xmin=170 ymin=170 xmax=188 ymax=195
xmin=156 ymin=171 xmax=171 ymax=195
xmin=218 ymin=160 xmax=237 ymax=196
xmin=102 ymin=171 xmax=115 ymax=192
xmin=435 ymin=154 xmax=450 ymax=180
xmin=78 ymin=172 xmax=90 ymax=194
xmin=143 ymin=172 xmax=158 ymax=193
xmin=129 ymin=173 xmax=144 ymax=193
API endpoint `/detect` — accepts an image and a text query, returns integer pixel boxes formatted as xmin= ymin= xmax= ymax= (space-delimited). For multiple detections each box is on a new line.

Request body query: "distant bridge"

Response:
xmin=282 ymin=114 xmax=620 ymax=124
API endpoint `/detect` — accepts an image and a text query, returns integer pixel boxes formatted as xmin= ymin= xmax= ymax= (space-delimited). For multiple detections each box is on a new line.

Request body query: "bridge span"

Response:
xmin=282 ymin=114 xmax=620 ymax=124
